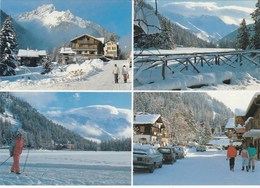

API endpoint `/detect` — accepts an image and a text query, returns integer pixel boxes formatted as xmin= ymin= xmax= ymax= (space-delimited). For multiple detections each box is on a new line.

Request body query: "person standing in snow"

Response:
xmin=121 ymin=65 xmax=129 ymax=83
xmin=241 ymin=145 xmax=249 ymax=171
xmin=112 ymin=64 xmax=120 ymax=83
xmin=247 ymin=143 xmax=257 ymax=172
xmin=226 ymin=142 xmax=237 ymax=171
xmin=9 ymin=130 xmax=24 ymax=174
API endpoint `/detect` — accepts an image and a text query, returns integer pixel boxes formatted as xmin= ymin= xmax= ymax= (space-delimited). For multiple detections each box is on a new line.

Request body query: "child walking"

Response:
xmin=241 ymin=145 xmax=249 ymax=172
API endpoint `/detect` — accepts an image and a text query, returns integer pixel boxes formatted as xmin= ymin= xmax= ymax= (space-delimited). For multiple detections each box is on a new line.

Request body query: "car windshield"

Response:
xmin=133 ymin=149 xmax=148 ymax=155
xmin=158 ymin=148 xmax=171 ymax=154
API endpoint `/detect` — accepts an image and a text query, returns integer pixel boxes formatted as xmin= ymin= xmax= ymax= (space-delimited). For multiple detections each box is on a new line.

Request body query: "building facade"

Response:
xmin=70 ymin=34 xmax=104 ymax=58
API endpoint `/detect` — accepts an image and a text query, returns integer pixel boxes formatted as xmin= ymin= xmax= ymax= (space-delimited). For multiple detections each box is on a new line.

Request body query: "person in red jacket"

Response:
xmin=9 ymin=130 xmax=24 ymax=174
xmin=226 ymin=142 xmax=237 ymax=171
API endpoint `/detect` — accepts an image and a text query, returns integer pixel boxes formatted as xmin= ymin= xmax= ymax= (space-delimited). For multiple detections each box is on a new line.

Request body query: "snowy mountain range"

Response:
xmin=15 ymin=4 xmax=116 ymax=49
xmin=45 ymin=105 xmax=132 ymax=143
xmin=162 ymin=12 xmax=238 ymax=42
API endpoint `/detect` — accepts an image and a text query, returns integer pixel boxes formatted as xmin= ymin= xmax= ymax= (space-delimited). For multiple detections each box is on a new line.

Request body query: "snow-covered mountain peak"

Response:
xmin=17 ymin=4 xmax=90 ymax=29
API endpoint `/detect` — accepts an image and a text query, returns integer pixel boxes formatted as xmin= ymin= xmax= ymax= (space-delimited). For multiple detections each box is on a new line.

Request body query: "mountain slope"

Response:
xmin=134 ymin=0 xmax=214 ymax=49
xmin=162 ymin=11 xmax=238 ymax=42
xmin=16 ymin=4 xmax=116 ymax=49
xmin=0 ymin=93 xmax=97 ymax=150
xmin=45 ymin=105 xmax=132 ymax=143
xmin=0 ymin=10 xmax=43 ymax=49
xmin=134 ymin=92 xmax=233 ymax=144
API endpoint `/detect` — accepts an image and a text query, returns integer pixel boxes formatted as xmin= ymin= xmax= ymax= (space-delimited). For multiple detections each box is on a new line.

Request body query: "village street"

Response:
xmin=134 ymin=148 xmax=260 ymax=186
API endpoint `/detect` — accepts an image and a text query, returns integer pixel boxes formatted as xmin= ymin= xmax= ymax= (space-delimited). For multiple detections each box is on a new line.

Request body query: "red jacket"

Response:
xmin=227 ymin=146 xmax=237 ymax=158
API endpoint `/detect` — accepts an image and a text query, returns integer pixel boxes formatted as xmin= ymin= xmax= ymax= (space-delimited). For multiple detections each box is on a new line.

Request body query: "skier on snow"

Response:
xmin=9 ymin=129 xmax=24 ymax=174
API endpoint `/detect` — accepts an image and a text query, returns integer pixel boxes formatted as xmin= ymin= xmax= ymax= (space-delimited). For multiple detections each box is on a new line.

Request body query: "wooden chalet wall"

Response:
xmin=71 ymin=35 xmax=103 ymax=56
xmin=244 ymin=95 xmax=260 ymax=160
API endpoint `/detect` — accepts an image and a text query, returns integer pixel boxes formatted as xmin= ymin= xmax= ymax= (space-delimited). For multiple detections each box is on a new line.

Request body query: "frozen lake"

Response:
xmin=0 ymin=149 xmax=131 ymax=185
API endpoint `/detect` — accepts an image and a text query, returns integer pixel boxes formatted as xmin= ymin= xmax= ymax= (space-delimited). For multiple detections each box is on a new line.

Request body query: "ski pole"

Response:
xmin=22 ymin=146 xmax=30 ymax=173
xmin=0 ymin=156 xmax=11 ymax=167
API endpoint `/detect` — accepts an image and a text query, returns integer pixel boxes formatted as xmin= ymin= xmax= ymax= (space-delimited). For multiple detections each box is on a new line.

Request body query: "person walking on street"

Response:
xmin=247 ymin=143 xmax=257 ymax=172
xmin=241 ymin=145 xmax=249 ymax=172
xmin=226 ymin=142 xmax=237 ymax=171
xmin=112 ymin=64 xmax=120 ymax=83
xmin=9 ymin=129 xmax=24 ymax=175
xmin=121 ymin=65 xmax=129 ymax=83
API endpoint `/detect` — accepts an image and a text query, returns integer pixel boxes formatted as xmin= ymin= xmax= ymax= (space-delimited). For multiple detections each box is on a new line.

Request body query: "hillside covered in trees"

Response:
xmin=0 ymin=93 xmax=131 ymax=151
xmin=134 ymin=0 xmax=215 ymax=50
xmin=134 ymin=92 xmax=234 ymax=145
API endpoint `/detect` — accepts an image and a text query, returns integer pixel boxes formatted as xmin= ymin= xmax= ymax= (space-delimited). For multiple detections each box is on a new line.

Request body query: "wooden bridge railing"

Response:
xmin=134 ymin=50 xmax=260 ymax=80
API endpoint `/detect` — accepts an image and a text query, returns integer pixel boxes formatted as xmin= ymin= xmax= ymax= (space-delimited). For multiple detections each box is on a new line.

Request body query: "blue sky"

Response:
xmin=1 ymin=0 xmax=132 ymax=37
xmin=12 ymin=92 xmax=132 ymax=113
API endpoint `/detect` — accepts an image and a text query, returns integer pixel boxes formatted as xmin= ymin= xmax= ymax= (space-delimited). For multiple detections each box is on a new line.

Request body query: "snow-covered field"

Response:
xmin=134 ymin=48 xmax=260 ymax=90
xmin=134 ymin=148 xmax=260 ymax=185
xmin=0 ymin=59 xmax=132 ymax=90
xmin=0 ymin=149 xmax=131 ymax=185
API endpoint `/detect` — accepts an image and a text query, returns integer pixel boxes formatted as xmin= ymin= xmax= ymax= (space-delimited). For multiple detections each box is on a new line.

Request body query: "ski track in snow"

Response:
xmin=0 ymin=150 xmax=131 ymax=185
xmin=134 ymin=149 xmax=260 ymax=185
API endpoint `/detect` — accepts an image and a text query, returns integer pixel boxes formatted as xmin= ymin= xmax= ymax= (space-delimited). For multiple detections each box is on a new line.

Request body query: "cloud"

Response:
xmin=161 ymin=2 xmax=254 ymax=25
xmin=74 ymin=124 xmax=103 ymax=137
xmin=116 ymin=126 xmax=132 ymax=138
xmin=11 ymin=92 xmax=57 ymax=108
xmin=73 ymin=93 xmax=80 ymax=100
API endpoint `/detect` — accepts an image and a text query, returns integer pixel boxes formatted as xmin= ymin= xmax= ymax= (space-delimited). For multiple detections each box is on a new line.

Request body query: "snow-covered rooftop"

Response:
xmin=60 ymin=47 xmax=76 ymax=54
xmin=134 ymin=114 xmax=161 ymax=124
xmin=17 ymin=49 xmax=47 ymax=57
xmin=71 ymin=34 xmax=105 ymax=44
xmin=225 ymin=118 xmax=235 ymax=129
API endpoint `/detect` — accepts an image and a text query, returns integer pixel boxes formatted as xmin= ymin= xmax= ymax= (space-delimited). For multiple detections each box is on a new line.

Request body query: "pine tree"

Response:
xmin=0 ymin=16 xmax=18 ymax=76
xmin=251 ymin=0 xmax=260 ymax=49
xmin=236 ymin=19 xmax=250 ymax=50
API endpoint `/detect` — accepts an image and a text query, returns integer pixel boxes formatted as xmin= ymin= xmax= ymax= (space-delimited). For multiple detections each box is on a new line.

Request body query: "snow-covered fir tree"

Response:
xmin=236 ymin=18 xmax=250 ymax=50
xmin=41 ymin=55 xmax=52 ymax=74
xmin=0 ymin=16 xmax=18 ymax=76
xmin=251 ymin=0 xmax=260 ymax=49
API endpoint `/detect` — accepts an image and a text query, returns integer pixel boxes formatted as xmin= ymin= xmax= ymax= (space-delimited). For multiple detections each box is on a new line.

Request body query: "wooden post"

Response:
xmin=162 ymin=61 xmax=166 ymax=80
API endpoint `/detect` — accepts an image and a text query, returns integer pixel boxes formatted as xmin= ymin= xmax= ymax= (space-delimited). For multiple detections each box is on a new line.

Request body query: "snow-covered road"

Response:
xmin=0 ymin=60 xmax=132 ymax=90
xmin=134 ymin=149 xmax=260 ymax=185
xmin=0 ymin=150 xmax=131 ymax=185
xmin=30 ymin=60 xmax=132 ymax=90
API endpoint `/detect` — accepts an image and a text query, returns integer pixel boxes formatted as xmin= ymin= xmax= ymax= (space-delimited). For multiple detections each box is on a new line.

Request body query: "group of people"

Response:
xmin=112 ymin=64 xmax=129 ymax=84
xmin=227 ymin=142 xmax=257 ymax=172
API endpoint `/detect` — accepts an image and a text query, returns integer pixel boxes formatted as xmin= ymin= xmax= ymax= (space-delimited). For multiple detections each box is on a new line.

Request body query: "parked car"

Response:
xmin=158 ymin=147 xmax=177 ymax=164
xmin=133 ymin=144 xmax=163 ymax=173
xmin=173 ymin=146 xmax=185 ymax=159
xmin=196 ymin=145 xmax=207 ymax=152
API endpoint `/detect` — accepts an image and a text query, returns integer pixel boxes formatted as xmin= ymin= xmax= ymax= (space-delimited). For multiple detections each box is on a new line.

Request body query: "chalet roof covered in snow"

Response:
xmin=17 ymin=49 xmax=47 ymax=57
xmin=60 ymin=47 xmax=76 ymax=54
xmin=70 ymin=34 xmax=105 ymax=44
xmin=225 ymin=118 xmax=235 ymax=129
xmin=134 ymin=114 xmax=161 ymax=124
xmin=244 ymin=93 xmax=260 ymax=116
